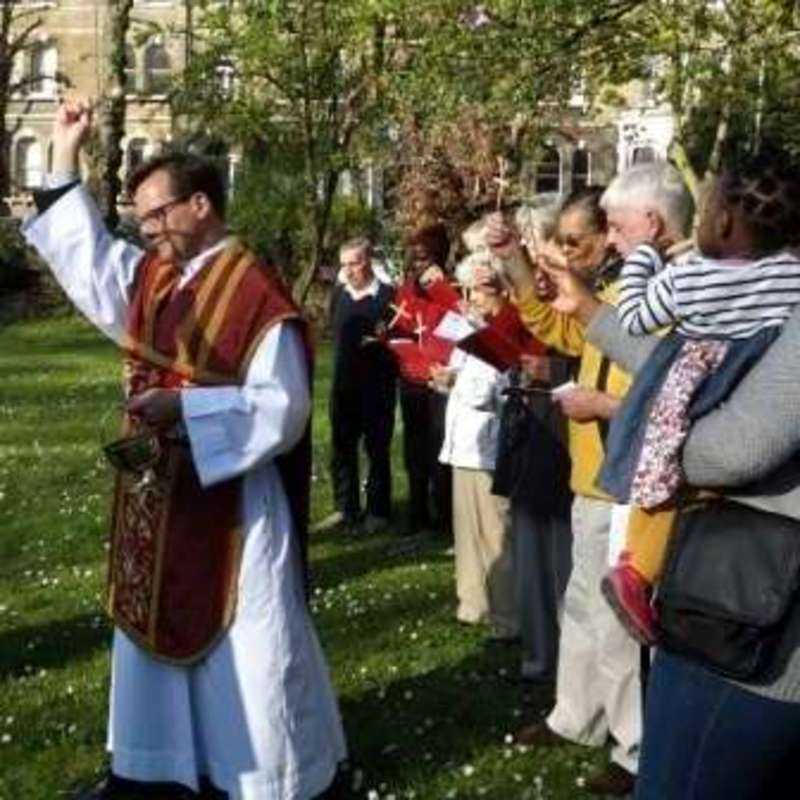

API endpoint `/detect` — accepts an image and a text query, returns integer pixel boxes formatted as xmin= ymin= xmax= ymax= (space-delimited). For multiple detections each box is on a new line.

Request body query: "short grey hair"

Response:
xmin=455 ymin=250 xmax=505 ymax=288
xmin=461 ymin=199 xmax=559 ymax=254
xmin=514 ymin=201 xmax=559 ymax=247
xmin=339 ymin=236 xmax=372 ymax=257
xmin=601 ymin=162 xmax=694 ymax=237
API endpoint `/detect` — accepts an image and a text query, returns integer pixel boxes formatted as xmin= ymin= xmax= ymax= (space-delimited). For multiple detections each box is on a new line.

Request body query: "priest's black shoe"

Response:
xmin=74 ymin=773 xmax=197 ymax=799
xmin=584 ymin=761 xmax=636 ymax=796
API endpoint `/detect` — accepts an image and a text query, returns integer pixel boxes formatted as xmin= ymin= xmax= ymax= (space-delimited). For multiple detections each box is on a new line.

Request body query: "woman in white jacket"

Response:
xmin=437 ymin=255 xmax=518 ymax=639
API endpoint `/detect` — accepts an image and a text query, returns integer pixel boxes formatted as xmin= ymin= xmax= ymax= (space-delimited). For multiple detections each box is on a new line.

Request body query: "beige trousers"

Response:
xmin=546 ymin=495 xmax=642 ymax=773
xmin=452 ymin=467 xmax=518 ymax=637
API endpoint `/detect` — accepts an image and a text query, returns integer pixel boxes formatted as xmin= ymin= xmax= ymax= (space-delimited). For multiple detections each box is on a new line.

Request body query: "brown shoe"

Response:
xmin=514 ymin=721 xmax=571 ymax=747
xmin=584 ymin=762 xmax=635 ymax=796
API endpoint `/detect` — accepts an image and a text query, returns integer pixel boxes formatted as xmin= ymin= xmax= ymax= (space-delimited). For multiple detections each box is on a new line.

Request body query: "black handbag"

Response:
xmin=655 ymin=499 xmax=800 ymax=680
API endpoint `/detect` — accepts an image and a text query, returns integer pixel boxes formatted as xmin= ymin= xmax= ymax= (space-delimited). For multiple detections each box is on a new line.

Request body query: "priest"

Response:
xmin=24 ymin=99 xmax=346 ymax=800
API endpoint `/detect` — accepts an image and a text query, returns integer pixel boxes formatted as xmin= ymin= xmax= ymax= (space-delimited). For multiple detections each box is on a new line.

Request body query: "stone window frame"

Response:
xmin=13 ymin=134 xmax=44 ymax=192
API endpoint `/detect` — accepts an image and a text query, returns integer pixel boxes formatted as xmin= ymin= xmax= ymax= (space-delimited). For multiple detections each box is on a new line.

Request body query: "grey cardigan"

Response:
xmin=587 ymin=304 xmax=800 ymax=701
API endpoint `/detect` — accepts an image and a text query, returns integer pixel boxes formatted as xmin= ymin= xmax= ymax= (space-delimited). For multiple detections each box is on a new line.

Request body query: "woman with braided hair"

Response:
xmin=596 ymin=150 xmax=800 ymax=645
xmin=534 ymin=151 xmax=800 ymax=798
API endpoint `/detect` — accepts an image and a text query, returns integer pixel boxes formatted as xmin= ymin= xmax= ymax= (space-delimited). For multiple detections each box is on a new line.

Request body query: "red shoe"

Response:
xmin=601 ymin=560 xmax=657 ymax=646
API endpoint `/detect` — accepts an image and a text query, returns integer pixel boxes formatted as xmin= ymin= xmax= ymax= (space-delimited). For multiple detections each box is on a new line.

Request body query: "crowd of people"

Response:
xmin=25 ymin=96 xmax=800 ymax=800
xmin=324 ymin=149 xmax=800 ymax=799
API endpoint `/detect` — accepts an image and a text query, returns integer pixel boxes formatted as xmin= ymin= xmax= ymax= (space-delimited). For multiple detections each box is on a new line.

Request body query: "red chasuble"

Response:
xmin=109 ymin=239 xmax=311 ymax=664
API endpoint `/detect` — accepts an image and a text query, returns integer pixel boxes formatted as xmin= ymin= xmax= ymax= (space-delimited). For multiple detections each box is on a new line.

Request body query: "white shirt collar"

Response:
xmin=342 ymin=275 xmax=381 ymax=301
xmin=178 ymin=236 xmax=234 ymax=289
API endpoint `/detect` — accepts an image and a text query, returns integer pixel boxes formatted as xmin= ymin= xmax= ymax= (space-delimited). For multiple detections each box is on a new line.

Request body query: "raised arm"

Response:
xmin=616 ymin=243 xmax=678 ymax=335
xmin=21 ymin=99 xmax=143 ymax=344
xmin=483 ymin=213 xmax=586 ymax=356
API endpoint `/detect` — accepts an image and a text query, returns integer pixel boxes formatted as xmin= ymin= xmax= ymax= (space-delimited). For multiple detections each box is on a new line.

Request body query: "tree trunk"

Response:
xmin=668 ymin=139 xmax=700 ymax=202
xmin=0 ymin=95 xmax=10 ymax=208
xmin=291 ymin=170 xmax=338 ymax=305
xmin=98 ymin=0 xmax=134 ymax=229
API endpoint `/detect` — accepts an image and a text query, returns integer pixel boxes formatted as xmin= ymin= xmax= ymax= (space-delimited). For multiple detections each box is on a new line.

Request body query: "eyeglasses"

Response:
xmin=135 ymin=194 xmax=192 ymax=229
xmin=555 ymin=231 xmax=596 ymax=249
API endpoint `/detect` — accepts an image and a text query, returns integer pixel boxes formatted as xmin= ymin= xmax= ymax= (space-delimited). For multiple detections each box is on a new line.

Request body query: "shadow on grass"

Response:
xmin=310 ymin=530 xmax=454 ymax=591
xmin=337 ymin=645 xmax=558 ymax=797
xmin=0 ymin=613 xmax=111 ymax=679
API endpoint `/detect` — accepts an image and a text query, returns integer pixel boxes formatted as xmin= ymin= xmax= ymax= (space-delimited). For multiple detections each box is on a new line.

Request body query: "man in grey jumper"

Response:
xmin=542 ymin=267 xmax=800 ymax=799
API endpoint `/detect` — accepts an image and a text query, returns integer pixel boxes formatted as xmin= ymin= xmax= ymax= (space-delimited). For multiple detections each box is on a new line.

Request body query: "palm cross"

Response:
xmin=493 ymin=156 xmax=510 ymax=211
xmin=387 ymin=300 xmax=412 ymax=330
xmin=413 ymin=313 xmax=428 ymax=346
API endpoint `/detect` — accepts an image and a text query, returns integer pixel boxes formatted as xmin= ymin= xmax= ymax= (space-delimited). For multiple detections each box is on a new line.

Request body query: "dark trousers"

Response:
xmin=636 ymin=650 xmax=800 ymax=799
xmin=512 ymin=505 xmax=572 ymax=679
xmin=329 ymin=383 xmax=395 ymax=520
xmin=399 ymin=382 xmax=452 ymax=534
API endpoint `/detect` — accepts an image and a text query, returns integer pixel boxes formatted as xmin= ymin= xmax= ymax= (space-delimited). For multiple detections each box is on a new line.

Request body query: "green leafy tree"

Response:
xmin=175 ymin=0 xmax=407 ymax=302
xmin=382 ymin=0 xmax=650 ymax=232
xmin=587 ymin=0 xmax=800 ymax=196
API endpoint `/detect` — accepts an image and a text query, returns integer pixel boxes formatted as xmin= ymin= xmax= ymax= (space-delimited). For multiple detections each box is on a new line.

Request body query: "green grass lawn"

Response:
xmin=0 ymin=315 xmax=604 ymax=800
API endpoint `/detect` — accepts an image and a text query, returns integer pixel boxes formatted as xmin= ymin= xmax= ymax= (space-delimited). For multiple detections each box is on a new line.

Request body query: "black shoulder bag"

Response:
xmin=655 ymin=499 xmax=800 ymax=681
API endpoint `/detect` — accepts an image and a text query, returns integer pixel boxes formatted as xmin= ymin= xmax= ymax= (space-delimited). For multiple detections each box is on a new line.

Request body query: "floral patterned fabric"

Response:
xmin=630 ymin=339 xmax=729 ymax=509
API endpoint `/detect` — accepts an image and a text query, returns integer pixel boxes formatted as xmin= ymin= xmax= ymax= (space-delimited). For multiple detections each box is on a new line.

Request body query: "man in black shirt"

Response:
xmin=327 ymin=237 xmax=396 ymax=534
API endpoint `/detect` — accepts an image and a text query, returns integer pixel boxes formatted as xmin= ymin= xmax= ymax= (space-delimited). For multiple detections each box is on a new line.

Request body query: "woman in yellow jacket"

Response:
xmin=482 ymin=187 xmax=640 ymax=797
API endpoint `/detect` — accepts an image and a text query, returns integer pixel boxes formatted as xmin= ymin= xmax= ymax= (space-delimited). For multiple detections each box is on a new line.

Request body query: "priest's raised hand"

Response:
xmin=52 ymin=97 xmax=93 ymax=174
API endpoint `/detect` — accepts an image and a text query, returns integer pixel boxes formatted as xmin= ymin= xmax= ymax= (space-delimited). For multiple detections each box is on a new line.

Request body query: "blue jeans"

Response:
xmin=636 ymin=650 xmax=800 ymax=799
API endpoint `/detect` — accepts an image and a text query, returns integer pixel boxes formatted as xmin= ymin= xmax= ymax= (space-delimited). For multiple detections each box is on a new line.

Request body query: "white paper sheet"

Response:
xmin=433 ymin=310 xmax=482 ymax=342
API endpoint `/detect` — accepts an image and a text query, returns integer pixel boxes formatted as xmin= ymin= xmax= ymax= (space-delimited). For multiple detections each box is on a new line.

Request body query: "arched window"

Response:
xmin=572 ymin=149 xmax=591 ymax=189
xmin=15 ymin=138 xmax=42 ymax=190
xmin=144 ymin=43 xmax=170 ymax=95
xmin=534 ymin=145 xmax=561 ymax=194
xmin=124 ymin=45 xmax=137 ymax=93
xmin=30 ymin=43 xmax=58 ymax=97
xmin=632 ymin=146 xmax=656 ymax=165
xmin=126 ymin=138 xmax=148 ymax=175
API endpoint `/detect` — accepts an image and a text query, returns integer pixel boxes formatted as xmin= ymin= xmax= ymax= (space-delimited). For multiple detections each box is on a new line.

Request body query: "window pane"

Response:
xmin=145 ymin=45 xmax=171 ymax=94
xmin=127 ymin=138 xmax=148 ymax=174
xmin=572 ymin=150 xmax=590 ymax=189
xmin=15 ymin=138 xmax=42 ymax=190
xmin=124 ymin=45 xmax=137 ymax=92
xmin=30 ymin=45 xmax=57 ymax=96
xmin=535 ymin=146 xmax=561 ymax=193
